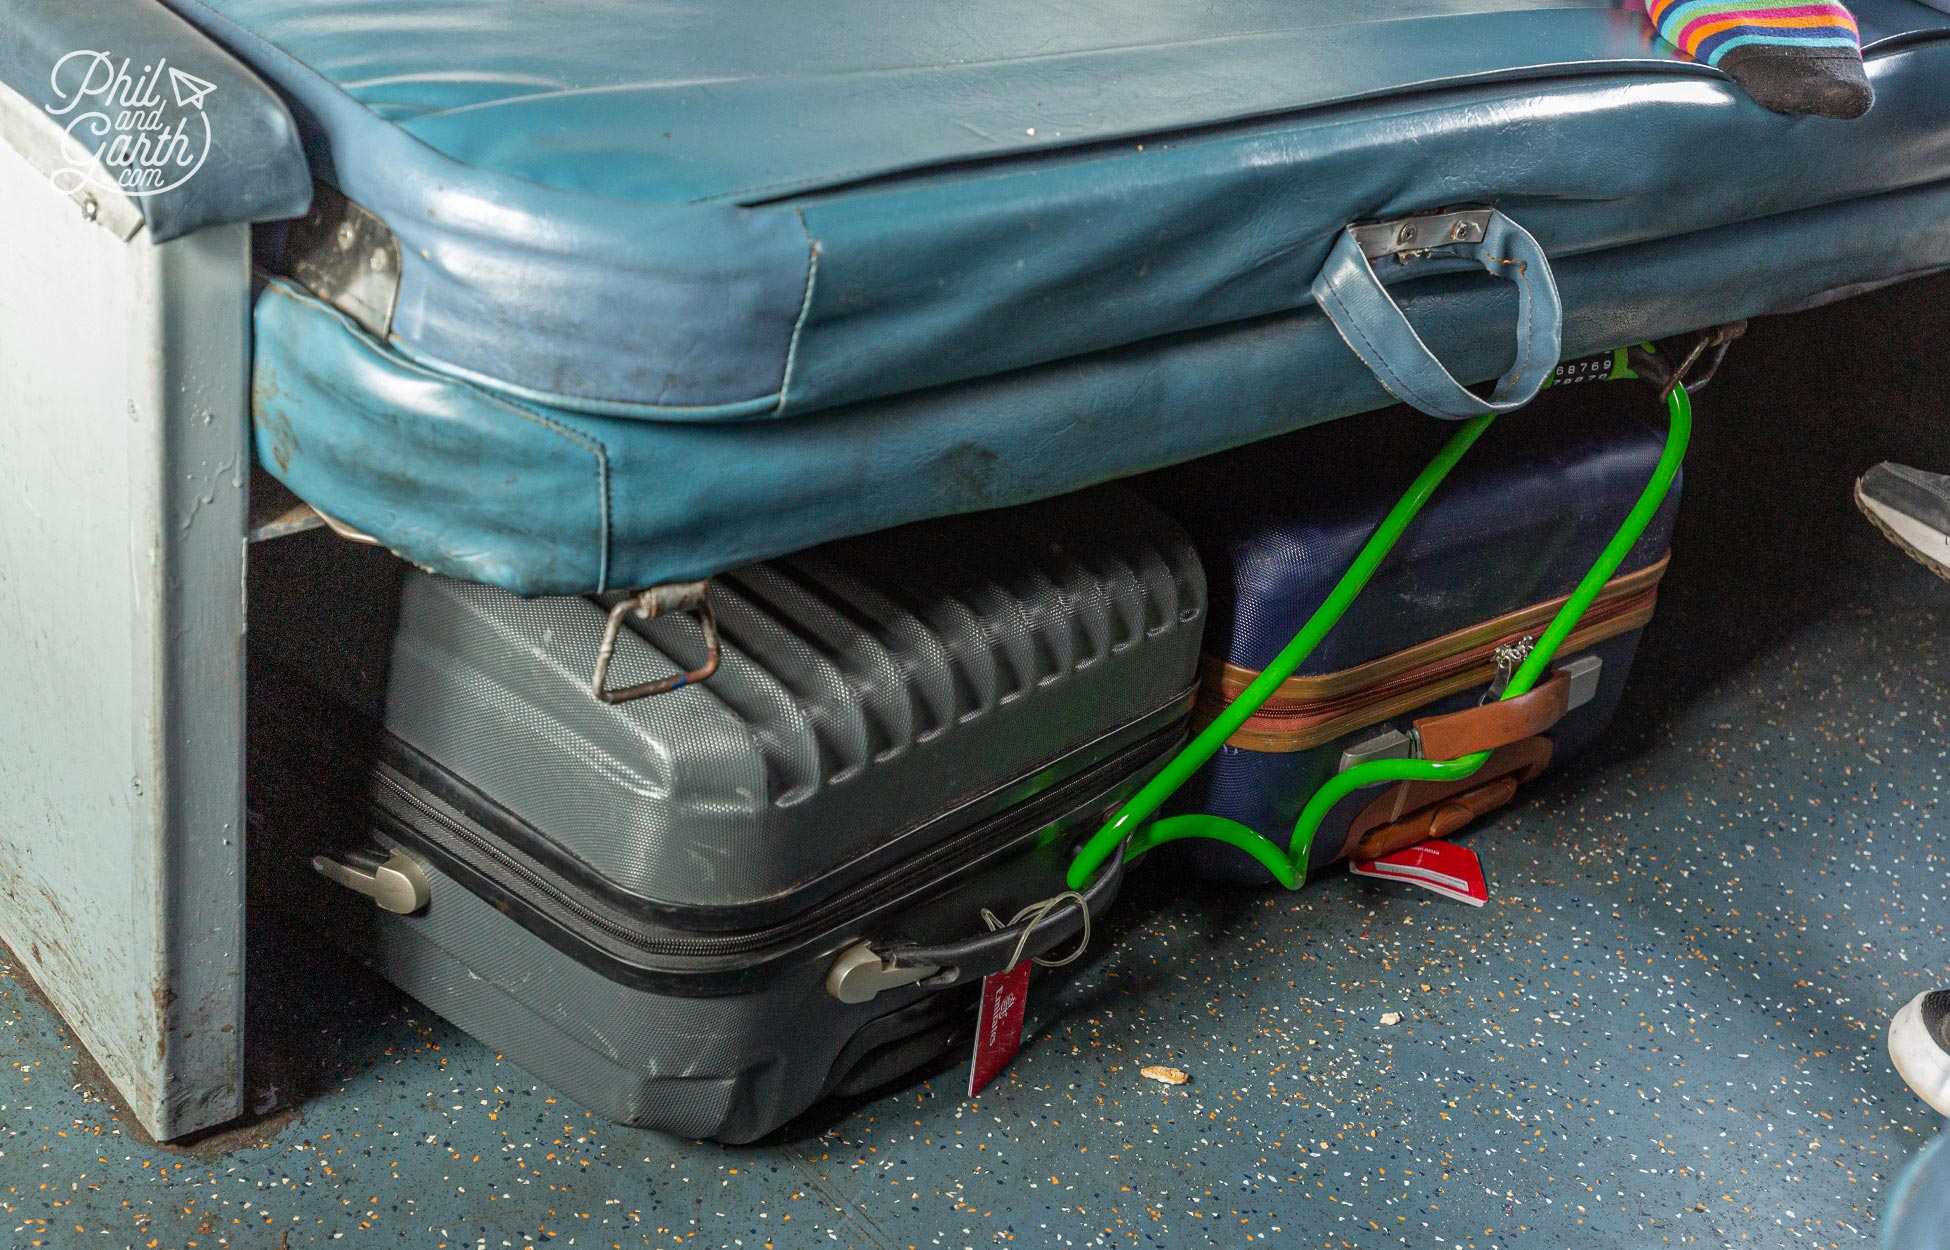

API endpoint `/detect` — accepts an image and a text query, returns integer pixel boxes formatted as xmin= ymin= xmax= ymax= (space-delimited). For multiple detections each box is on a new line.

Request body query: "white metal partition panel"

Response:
xmin=0 ymin=97 xmax=248 ymax=1138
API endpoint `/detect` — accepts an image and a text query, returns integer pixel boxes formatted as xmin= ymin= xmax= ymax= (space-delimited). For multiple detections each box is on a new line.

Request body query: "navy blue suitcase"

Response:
xmin=1135 ymin=400 xmax=1680 ymax=884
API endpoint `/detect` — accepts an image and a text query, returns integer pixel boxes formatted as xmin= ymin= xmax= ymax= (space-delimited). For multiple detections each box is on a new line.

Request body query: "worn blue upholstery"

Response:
xmin=161 ymin=0 xmax=1950 ymax=592
xmin=258 ymin=180 xmax=1950 ymax=595
xmin=1311 ymin=211 xmax=1564 ymax=420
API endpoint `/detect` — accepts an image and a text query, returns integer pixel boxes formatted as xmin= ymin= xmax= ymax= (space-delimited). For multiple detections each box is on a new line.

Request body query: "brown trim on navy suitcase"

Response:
xmin=1194 ymin=557 xmax=1665 ymax=754
xmin=1201 ymin=555 xmax=1667 ymax=704
xmin=1413 ymin=669 xmax=1571 ymax=761
xmin=1343 ymin=737 xmax=1554 ymax=861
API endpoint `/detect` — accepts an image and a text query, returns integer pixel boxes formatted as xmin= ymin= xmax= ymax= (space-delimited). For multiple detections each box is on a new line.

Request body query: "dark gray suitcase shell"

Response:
xmin=254 ymin=487 xmax=1205 ymax=1140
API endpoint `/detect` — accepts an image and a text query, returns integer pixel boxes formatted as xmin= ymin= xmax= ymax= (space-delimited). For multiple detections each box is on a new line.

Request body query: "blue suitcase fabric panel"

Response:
xmin=1141 ymin=407 xmax=1681 ymax=674
xmin=1140 ymin=407 xmax=1680 ymax=882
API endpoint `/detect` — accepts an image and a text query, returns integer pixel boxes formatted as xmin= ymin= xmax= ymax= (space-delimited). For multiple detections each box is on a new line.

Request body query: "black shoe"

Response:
xmin=1890 ymin=990 xmax=1950 ymax=1116
xmin=1856 ymin=462 xmax=1950 ymax=580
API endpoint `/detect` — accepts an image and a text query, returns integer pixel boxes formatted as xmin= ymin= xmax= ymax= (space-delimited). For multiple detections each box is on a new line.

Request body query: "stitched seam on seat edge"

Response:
xmin=1486 ymin=253 xmax=1537 ymax=404
xmin=1317 ymin=278 xmax=1452 ymax=417
xmin=775 ymin=210 xmax=822 ymax=415
xmin=1317 ymin=280 xmax=1420 ymax=409
xmin=268 ymin=282 xmax=615 ymax=589
xmin=495 ymin=394 xmax=615 ymax=591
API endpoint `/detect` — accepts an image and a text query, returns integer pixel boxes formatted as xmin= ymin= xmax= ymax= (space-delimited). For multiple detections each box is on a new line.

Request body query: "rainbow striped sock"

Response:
xmin=1645 ymin=0 xmax=1873 ymax=118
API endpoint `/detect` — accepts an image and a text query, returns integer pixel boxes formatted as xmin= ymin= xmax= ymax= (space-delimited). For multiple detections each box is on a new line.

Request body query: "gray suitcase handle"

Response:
xmin=827 ymin=855 xmax=1124 ymax=1003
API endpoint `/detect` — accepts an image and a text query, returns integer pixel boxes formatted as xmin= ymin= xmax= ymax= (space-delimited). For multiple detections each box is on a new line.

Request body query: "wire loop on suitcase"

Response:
xmin=591 ymin=580 xmax=723 ymax=704
xmin=982 ymin=890 xmax=1092 ymax=970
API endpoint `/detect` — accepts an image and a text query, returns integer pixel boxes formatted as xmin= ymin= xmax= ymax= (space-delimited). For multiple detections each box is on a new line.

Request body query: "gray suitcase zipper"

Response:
xmin=356 ymin=720 xmax=1181 ymax=995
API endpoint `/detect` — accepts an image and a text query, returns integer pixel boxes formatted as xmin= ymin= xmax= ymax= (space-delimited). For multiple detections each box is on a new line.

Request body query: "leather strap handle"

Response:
xmin=1310 ymin=209 xmax=1562 ymax=419
xmin=1356 ymin=777 xmax=1522 ymax=861
xmin=1414 ymin=669 xmax=1572 ymax=762
xmin=1345 ymin=737 xmax=1554 ymax=861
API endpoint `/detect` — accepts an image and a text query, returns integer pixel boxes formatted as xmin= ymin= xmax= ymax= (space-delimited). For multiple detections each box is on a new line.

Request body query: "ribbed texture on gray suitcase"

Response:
xmin=295 ymin=488 xmax=1206 ymax=918
xmin=253 ymin=486 xmax=1205 ymax=1138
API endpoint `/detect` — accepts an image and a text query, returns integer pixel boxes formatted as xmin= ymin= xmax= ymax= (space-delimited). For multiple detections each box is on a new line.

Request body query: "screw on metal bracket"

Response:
xmin=285 ymin=184 xmax=403 ymax=338
xmin=1351 ymin=208 xmax=1495 ymax=264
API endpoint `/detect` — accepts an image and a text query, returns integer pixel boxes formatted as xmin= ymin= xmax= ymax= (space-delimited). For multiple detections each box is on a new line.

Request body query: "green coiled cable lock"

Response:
xmin=1065 ymin=351 xmax=1691 ymax=893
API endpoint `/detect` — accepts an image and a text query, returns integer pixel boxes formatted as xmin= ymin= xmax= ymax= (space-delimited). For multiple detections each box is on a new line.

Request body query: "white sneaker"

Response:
xmin=1890 ymin=991 xmax=1950 ymax=1116
xmin=1857 ymin=463 xmax=1950 ymax=580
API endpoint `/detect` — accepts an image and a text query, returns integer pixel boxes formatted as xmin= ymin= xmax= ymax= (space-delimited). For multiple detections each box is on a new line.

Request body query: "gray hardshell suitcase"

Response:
xmin=256 ymin=488 xmax=1205 ymax=1141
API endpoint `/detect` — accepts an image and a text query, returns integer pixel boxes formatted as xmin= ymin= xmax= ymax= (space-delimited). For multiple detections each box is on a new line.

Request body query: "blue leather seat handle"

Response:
xmin=1310 ymin=209 xmax=1562 ymax=420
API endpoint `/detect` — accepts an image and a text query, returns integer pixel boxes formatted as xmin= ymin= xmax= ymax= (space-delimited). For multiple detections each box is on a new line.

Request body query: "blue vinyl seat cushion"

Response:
xmin=167 ymin=0 xmax=1950 ymax=419
xmin=255 ymin=177 xmax=1950 ymax=594
xmin=147 ymin=0 xmax=1950 ymax=593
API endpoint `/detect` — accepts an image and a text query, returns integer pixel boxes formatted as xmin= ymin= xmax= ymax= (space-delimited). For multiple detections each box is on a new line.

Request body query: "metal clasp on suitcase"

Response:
xmin=826 ymin=945 xmax=941 ymax=1005
xmin=311 ymin=847 xmax=432 ymax=915
xmin=1335 ymin=654 xmax=1605 ymax=773
xmin=1483 ymin=635 xmax=1538 ymax=703
xmin=826 ymin=867 xmax=1113 ymax=1004
xmin=824 ymin=899 xmax=1093 ymax=1006
xmin=590 ymin=580 xmax=723 ymax=704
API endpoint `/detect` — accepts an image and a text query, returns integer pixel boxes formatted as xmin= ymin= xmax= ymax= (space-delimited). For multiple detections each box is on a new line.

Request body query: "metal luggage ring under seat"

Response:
xmin=590 ymin=580 xmax=722 ymax=704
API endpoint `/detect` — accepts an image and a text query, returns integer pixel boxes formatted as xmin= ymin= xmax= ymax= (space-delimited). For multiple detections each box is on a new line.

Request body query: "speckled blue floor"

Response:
xmin=4 ymin=285 xmax=1948 ymax=1250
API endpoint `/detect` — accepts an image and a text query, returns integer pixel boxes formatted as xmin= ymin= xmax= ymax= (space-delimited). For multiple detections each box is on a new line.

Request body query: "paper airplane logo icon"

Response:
xmin=167 ymin=66 xmax=217 ymax=110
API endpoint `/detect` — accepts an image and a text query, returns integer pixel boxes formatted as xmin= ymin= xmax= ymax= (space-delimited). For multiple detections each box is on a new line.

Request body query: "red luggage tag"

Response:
xmin=1350 ymin=839 xmax=1488 ymax=907
xmin=968 ymin=959 xmax=1032 ymax=1097
xmin=967 ymin=889 xmax=1091 ymax=1097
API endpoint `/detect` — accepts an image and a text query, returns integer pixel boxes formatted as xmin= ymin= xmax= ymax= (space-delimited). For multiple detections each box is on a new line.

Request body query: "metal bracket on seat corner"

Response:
xmin=1625 ymin=322 xmax=1747 ymax=399
xmin=284 ymin=183 xmax=402 ymax=337
xmin=1664 ymin=321 xmax=1747 ymax=398
xmin=591 ymin=580 xmax=722 ymax=705
xmin=1349 ymin=208 xmax=1495 ymax=265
